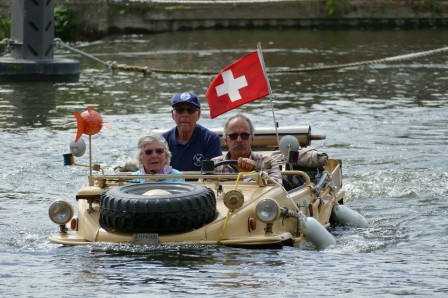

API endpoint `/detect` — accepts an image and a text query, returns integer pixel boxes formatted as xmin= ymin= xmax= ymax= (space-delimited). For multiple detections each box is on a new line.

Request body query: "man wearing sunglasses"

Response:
xmin=213 ymin=114 xmax=282 ymax=184
xmin=162 ymin=91 xmax=222 ymax=172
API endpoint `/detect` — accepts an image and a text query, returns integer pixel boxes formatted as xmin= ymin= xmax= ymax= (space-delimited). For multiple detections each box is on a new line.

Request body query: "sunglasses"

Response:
xmin=173 ymin=106 xmax=198 ymax=114
xmin=227 ymin=132 xmax=251 ymax=141
xmin=144 ymin=148 xmax=165 ymax=156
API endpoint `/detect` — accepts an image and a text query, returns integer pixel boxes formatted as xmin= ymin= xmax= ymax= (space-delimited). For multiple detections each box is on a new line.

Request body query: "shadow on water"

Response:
xmin=86 ymin=243 xmax=290 ymax=267
xmin=0 ymin=83 xmax=58 ymax=128
xmin=49 ymin=244 xmax=290 ymax=294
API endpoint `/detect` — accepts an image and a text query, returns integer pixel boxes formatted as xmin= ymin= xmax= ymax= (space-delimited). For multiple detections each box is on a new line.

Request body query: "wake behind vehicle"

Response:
xmin=48 ymin=116 xmax=368 ymax=250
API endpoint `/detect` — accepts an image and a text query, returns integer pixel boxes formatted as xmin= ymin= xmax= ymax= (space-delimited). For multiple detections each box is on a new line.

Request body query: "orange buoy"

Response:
xmin=73 ymin=106 xmax=111 ymax=142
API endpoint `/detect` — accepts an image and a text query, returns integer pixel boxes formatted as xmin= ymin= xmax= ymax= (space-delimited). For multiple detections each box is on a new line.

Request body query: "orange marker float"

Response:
xmin=73 ymin=106 xmax=111 ymax=142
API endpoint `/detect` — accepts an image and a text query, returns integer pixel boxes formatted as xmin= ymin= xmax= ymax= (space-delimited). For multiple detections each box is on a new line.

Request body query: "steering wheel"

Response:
xmin=214 ymin=160 xmax=239 ymax=173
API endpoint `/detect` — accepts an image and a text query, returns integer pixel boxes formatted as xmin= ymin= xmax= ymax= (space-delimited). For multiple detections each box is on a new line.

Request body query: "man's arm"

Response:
xmin=253 ymin=153 xmax=283 ymax=185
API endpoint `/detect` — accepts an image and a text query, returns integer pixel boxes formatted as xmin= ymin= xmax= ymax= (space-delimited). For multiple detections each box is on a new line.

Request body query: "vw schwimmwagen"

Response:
xmin=49 ymin=123 xmax=368 ymax=250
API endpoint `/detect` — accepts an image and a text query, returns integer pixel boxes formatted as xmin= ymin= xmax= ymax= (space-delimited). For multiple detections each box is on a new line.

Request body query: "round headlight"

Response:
xmin=49 ymin=200 xmax=74 ymax=225
xmin=255 ymin=199 xmax=280 ymax=223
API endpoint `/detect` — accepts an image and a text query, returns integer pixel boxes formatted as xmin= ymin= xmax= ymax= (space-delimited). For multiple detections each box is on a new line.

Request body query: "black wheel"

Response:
xmin=99 ymin=183 xmax=216 ymax=233
xmin=214 ymin=160 xmax=239 ymax=172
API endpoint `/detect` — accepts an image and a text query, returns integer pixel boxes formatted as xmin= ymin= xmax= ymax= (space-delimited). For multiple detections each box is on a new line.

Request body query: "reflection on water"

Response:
xmin=0 ymin=83 xmax=58 ymax=128
xmin=0 ymin=29 xmax=447 ymax=296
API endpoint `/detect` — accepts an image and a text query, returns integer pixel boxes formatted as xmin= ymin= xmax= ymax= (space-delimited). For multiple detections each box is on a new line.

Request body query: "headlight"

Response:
xmin=255 ymin=199 xmax=280 ymax=223
xmin=49 ymin=200 xmax=74 ymax=225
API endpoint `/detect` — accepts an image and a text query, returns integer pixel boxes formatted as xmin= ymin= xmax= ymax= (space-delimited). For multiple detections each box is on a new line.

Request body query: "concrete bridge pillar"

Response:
xmin=0 ymin=0 xmax=80 ymax=82
xmin=10 ymin=0 xmax=55 ymax=60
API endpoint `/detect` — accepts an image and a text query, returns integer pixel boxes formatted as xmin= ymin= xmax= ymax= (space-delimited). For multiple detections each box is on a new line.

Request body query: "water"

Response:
xmin=1 ymin=29 xmax=447 ymax=296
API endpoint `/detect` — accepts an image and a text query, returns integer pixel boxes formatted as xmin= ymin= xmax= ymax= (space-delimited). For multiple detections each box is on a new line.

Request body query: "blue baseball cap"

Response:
xmin=171 ymin=91 xmax=201 ymax=109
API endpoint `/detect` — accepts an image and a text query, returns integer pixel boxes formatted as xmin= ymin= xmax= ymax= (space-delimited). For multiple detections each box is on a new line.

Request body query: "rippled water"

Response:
xmin=1 ymin=29 xmax=447 ymax=296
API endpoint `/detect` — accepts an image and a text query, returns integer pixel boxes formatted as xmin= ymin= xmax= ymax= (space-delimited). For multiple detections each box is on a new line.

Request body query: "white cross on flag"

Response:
xmin=206 ymin=51 xmax=269 ymax=119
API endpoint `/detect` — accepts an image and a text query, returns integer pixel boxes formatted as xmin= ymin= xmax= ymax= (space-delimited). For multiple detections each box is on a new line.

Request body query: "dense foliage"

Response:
xmin=0 ymin=16 xmax=10 ymax=40
xmin=54 ymin=5 xmax=81 ymax=41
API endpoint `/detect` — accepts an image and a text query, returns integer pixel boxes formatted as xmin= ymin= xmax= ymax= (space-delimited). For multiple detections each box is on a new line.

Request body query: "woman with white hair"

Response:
xmin=132 ymin=131 xmax=184 ymax=182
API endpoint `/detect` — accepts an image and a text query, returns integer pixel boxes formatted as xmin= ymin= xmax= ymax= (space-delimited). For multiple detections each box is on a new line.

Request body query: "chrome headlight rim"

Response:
xmin=255 ymin=198 xmax=280 ymax=223
xmin=49 ymin=200 xmax=74 ymax=225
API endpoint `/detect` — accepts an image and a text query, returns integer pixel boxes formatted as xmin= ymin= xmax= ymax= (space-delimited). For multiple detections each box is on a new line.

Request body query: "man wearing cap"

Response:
xmin=162 ymin=91 xmax=222 ymax=172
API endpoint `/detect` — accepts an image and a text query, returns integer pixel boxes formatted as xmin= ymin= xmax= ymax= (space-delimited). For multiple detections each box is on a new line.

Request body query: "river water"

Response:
xmin=1 ymin=29 xmax=447 ymax=296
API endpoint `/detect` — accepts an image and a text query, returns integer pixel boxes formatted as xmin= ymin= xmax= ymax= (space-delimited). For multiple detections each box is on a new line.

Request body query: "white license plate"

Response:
xmin=133 ymin=233 xmax=159 ymax=245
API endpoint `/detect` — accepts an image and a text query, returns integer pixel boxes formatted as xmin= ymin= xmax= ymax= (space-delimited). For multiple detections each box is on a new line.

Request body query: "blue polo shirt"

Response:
xmin=163 ymin=124 xmax=222 ymax=171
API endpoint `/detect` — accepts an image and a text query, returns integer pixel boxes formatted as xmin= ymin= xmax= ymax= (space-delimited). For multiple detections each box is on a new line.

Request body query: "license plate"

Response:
xmin=133 ymin=233 xmax=159 ymax=245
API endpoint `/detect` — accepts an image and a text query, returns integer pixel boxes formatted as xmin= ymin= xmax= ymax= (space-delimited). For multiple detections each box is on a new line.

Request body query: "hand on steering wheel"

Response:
xmin=214 ymin=160 xmax=239 ymax=173
xmin=214 ymin=158 xmax=256 ymax=173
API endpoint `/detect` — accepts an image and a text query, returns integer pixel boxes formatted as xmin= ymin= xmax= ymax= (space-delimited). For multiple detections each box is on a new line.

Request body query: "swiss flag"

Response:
xmin=206 ymin=51 xmax=269 ymax=119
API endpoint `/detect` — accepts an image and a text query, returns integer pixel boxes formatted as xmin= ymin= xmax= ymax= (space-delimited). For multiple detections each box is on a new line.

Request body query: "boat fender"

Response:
xmin=331 ymin=205 xmax=369 ymax=228
xmin=300 ymin=216 xmax=336 ymax=250
xmin=69 ymin=138 xmax=86 ymax=157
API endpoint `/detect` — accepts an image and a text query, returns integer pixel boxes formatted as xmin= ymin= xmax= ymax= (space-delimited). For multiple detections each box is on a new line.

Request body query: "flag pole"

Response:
xmin=257 ymin=42 xmax=280 ymax=148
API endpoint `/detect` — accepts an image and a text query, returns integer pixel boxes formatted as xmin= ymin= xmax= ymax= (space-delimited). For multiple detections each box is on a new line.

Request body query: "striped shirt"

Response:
xmin=212 ymin=152 xmax=283 ymax=184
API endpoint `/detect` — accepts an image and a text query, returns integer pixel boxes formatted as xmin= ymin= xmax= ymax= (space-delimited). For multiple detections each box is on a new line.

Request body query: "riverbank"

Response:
xmin=1 ymin=0 xmax=447 ymax=40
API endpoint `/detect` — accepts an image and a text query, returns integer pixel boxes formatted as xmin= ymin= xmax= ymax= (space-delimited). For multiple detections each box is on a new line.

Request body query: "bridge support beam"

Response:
xmin=0 ymin=0 xmax=80 ymax=82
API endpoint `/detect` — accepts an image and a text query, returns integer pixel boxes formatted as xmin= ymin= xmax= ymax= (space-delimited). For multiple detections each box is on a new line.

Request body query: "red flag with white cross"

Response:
xmin=206 ymin=51 xmax=269 ymax=119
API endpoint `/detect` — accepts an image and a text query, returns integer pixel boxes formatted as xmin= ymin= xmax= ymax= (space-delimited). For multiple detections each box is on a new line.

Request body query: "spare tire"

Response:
xmin=99 ymin=183 xmax=216 ymax=234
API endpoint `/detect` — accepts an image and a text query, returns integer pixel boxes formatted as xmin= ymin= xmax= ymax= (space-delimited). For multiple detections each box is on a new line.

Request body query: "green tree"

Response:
xmin=54 ymin=6 xmax=81 ymax=41
xmin=0 ymin=16 xmax=10 ymax=40
xmin=326 ymin=0 xmax=338 ymax=15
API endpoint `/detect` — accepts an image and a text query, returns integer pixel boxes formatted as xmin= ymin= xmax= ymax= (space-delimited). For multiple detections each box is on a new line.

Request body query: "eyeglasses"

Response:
xmin=144 ymin=148 xmax=165 ymax=156
xmin=227 ymin=132 xmax=251 ymax=141
xmin=173 ymin=106 xmax=198 ymax=114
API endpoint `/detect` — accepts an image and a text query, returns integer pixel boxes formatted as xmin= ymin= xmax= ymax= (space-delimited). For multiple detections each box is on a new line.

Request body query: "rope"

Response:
xmin=54 ymin=38 xmax=448 ymax=75
xmin=54 ymin=38 xmax=112 ymax=68
xmin=217 ymin=171 xmax=255 ymax=244
xmin=270 ymin=46 xmax=448 ymax=73
xmin=110 ymin=63 xmax=150 ymax=75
